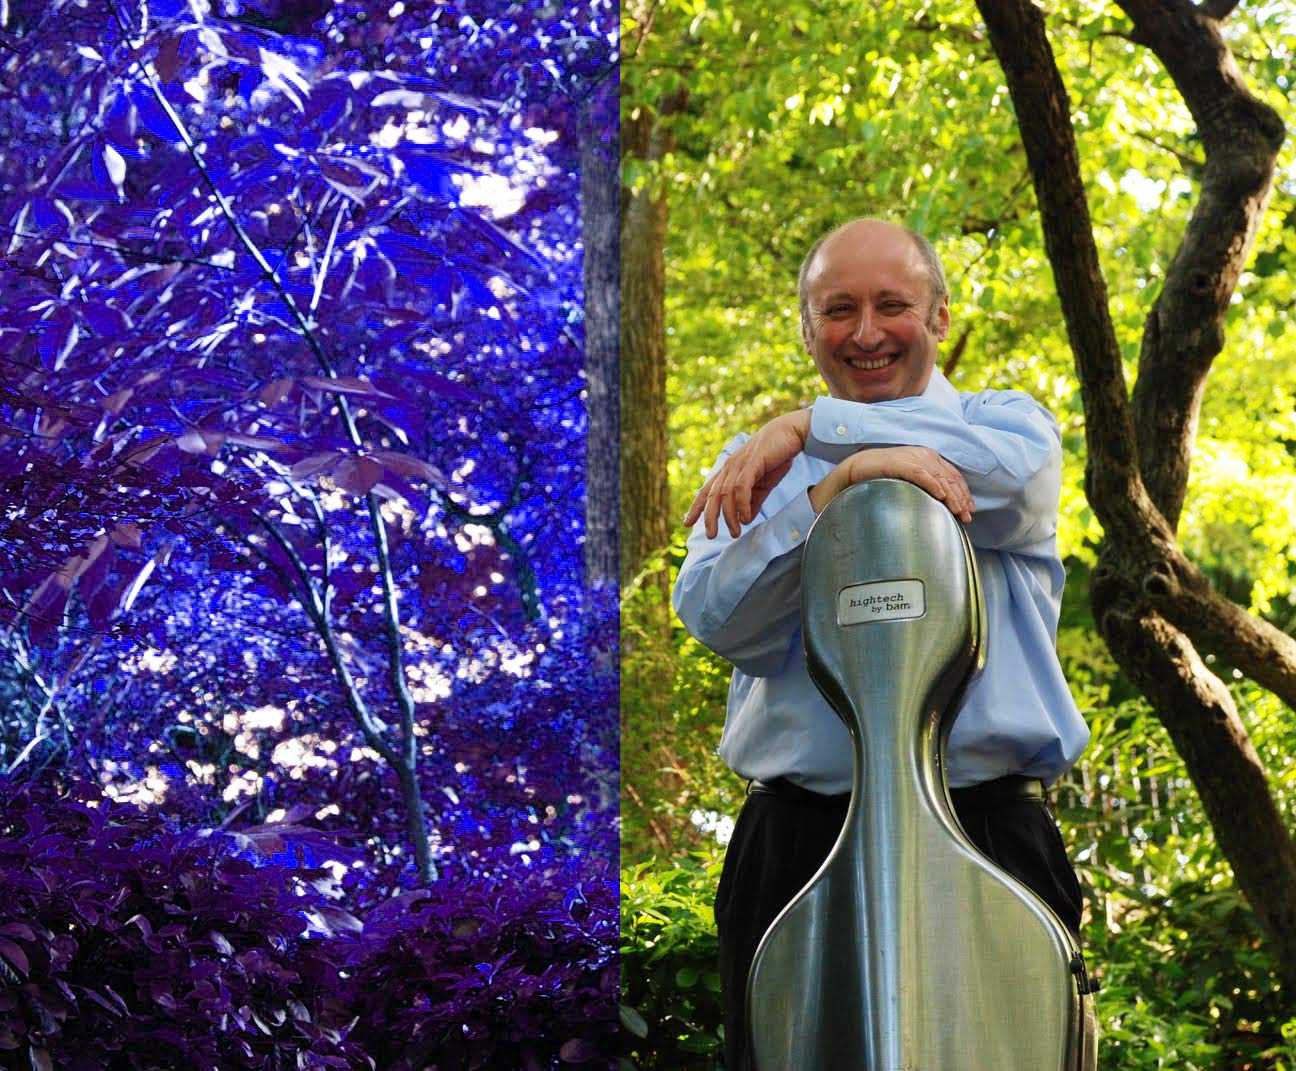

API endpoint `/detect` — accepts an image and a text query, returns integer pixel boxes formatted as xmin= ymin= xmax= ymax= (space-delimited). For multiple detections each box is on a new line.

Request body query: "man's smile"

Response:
xmin=842 ymin=352 xmax=900 ymax=371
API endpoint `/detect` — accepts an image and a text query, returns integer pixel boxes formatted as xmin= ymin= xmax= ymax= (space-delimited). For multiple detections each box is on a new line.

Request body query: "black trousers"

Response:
xmin=714 ymin=780 xmax=1085 ymax=1071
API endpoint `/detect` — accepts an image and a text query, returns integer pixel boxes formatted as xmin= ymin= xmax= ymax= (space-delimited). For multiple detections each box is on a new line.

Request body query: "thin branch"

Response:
xmin=941 ymin=326 xmax=974 ymax=379
xmin=912 ymin=13 xmax=987 ymax=44
xmin=624 ymin=0 xmax=664 ymax=62
xmin=0 ymin=225 xmax=238 ymax=270
xmin=1130 ymin=129 xmax=1204 ymax=176
xmin=252 ymin=509 xmax=324 ymax=619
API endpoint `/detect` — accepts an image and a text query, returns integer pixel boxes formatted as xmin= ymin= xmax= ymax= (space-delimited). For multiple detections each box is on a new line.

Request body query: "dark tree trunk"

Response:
xmin=975 ymin=0 xmax=1296 ymax=998
xmin=581 ymin=78 xmax=620 ymax=590
xmin=620 ymin=102 xmax=678 ymax=595
xmin=620 ymin=91 xmax=688 ymax=855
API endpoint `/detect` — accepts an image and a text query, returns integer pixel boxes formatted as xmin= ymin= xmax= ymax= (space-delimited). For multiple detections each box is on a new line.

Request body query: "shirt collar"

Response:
xmin=920 ymin=365 xmax=963 ymax=416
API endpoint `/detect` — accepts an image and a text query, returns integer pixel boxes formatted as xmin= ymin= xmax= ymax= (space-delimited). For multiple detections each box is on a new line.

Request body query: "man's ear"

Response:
xmin=933 ymin=296 xmax=950 ymax=343
xmin=801 ymin=317 xmax=813 ymax=352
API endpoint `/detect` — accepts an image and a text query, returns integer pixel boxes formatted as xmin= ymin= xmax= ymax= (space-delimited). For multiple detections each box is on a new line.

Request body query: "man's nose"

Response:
xmin=851 ymin=309 xmax=885 ymax=348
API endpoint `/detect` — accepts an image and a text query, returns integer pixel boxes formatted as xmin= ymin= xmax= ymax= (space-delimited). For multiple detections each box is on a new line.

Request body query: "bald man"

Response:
xmin=674 ymin=220 xmax=1090 ymax=1071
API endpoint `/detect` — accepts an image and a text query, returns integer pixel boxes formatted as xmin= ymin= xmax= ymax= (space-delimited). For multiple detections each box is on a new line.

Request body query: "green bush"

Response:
xmin=620 ymin=857 xmax=726 ymax=1071
xmin=1054 ymin=694 xmax=1296 ymax=1070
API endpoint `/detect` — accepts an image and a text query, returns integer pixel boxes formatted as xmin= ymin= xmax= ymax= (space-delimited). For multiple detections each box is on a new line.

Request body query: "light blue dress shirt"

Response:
xmin=672 ymin=368 xmax=1089 ymax=793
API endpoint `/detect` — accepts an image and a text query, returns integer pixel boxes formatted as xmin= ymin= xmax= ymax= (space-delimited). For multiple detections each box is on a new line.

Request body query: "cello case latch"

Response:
xmin=1070 ymin=951 xmax=1102 ymax=995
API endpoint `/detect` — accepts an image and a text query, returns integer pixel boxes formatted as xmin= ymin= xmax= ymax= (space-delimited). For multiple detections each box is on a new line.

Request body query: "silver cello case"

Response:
xmin=748 ymin=478 xmax=1096 ymax=1071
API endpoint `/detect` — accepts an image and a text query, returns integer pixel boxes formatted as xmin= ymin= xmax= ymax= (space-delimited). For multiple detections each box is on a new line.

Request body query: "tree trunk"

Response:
xmin=619 ymin=102 xmax=678 ymax=596
xmin=620 ymin=93 xmax=688 ymax=855
xmin=975 ymin=0 xmax=1296 ymax=998
xmin=581 ymin=79 xmax=620 ymax=590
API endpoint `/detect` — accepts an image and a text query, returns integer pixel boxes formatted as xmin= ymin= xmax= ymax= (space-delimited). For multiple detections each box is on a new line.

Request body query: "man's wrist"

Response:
xmin=778 ymin=408 xmax=812 ymax=445
xmin=808 ymin=471 xmax=842 ymax=514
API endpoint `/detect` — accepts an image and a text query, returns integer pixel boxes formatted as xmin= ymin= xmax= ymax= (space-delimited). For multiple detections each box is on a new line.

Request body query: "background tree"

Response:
xmin=975 ymin=0 xmax=1296 ymax=999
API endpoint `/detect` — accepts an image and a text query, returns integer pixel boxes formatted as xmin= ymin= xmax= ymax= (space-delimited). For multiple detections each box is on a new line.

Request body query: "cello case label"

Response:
xmin=837 ymin=578 xmax=926 ymax=626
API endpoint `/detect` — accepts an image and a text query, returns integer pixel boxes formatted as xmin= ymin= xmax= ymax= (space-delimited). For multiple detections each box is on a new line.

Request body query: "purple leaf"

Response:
xmin=128 ymin=85 xmax=184 ymax=142
xmin=333 ymin=457 xmax=385 ymax=496
xmin=0 ymin=938 xmax=29 ymax=976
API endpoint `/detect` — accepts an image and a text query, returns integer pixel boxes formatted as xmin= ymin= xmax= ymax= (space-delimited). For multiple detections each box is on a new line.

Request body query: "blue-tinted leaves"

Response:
xmin=2 ymin=16 xmax=617 ymax=1033
xmin=428 ymin=263 xmax=455 ymax=311
xmin=101 ymin=93 xmax=135 ymax=152
xmin=460 ymin=270 xmax=501 ymax=316
xmin=367 ymin=73 xmax=498 ymax=118
xmin=35 ymin=308 xmax=79 ymax=372
xmin=453 ymin=209 xmax=545 ymax=276
xmin=256 ymin=47 xmax=312 ymax=111
xmin=315 ymin=154 xmax=387 ymax=204
xmin=152 ymin=35 xmax=187 ymax=86
xmin=27 ymin=197 xmax=72 ymax=234
xmin=88 ymin=143 xmax=116 ymax=196
xmin=127 ymin=83 xmax=184 ymax=142
xmin=303 ymin=78 xmax=350 ymax=134
xmin=78 ymin=302 xmax=132 ymax=339
xmin=238 ymin=66 xmax=265 ymax=104
xmin=0 ymin=936 xmax=30 ymax=976
xmin=145 ymin=0 xmax=194 ymax=19
xmin=397 ymin=149 xmax=461 ymax=202
xmin=288 ymin=447 xmax=444 ymax=496
xmin=0 ymin=782 xmax=366 ymax=1067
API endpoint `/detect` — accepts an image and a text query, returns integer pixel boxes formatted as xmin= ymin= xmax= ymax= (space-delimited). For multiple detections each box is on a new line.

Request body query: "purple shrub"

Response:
xmin=0 ymin=780 xmax=369 ymax=1071
xmin=343 ymin=865 xmax=618 ymax=1071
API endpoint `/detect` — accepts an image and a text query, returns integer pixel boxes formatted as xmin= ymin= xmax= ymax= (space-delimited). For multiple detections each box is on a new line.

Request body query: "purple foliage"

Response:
xmin=0 ymin=779 xmax=369 ymax=1071
xmin=344 ymin=866 xmax=619 ymax=1070
xmin=0 ymin=0 xmax=617 ymax=863
xmin=0 ymin=780 xmax=620 ymax=1070
xmin=0 ymin=0 xmax=619 ymax=1063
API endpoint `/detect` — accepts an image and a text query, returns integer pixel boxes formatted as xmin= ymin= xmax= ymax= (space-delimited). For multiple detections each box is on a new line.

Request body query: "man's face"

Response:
xmin=801 ymin=222 xmax=949 ymax=404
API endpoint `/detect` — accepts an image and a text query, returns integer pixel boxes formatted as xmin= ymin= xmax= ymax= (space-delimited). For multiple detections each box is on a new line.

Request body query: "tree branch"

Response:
xmin=974 ymin=0 xmax=1151 ymax=530
xmin=1156 ymin=549 xmax=1296 ymax=709
xmin=1114 ymin=0 xmax=1285 ymax=528
xmin=106 ymin=0 xmax=445 ymax=882
xmin=941 ymin=326 xmax=974 ymax=379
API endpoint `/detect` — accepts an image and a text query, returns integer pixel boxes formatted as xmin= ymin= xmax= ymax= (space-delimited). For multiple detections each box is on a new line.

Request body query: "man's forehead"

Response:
xmin=814 ymin=285 xmax=921 ymax=304
xmin=806 ymin=225 xmax=926 ymax=292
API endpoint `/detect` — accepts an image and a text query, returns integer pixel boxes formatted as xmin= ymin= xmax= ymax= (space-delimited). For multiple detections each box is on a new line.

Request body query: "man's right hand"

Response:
xmin=684 ymin=410 xmax=812 ymax=538
xmin=808 ymin=446 xmax=975 ymax=524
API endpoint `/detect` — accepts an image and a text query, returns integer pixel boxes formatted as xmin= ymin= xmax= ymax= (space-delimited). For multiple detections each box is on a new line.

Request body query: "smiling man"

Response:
xmin=674 ymin=219 xmax=1092 ymax=1071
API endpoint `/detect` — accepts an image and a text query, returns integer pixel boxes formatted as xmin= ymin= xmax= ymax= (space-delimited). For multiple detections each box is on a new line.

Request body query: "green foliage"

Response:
xmin=620 ymin=532 xmax=747 ymax=865
xmin=620 ymin=858 xmax=726 ymax=1070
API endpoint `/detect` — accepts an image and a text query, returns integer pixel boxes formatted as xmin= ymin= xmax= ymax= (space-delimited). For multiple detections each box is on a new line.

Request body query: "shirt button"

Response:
xmin=836 ymin=425 xmax=846 ymax=436
xmin=791 ymin=530 xmax=801 ymax=540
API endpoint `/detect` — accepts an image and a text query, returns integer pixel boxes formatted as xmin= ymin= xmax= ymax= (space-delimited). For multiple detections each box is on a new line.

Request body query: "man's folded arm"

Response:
xmin=806 ymin=390 xmax=1062 ymax=553
xmin=673 ymin=444 xmax=816 ymax=677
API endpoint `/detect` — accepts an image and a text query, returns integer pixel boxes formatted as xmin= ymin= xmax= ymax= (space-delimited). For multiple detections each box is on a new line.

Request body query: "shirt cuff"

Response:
xmin=758 ymin=484 xmax=818 ymax=552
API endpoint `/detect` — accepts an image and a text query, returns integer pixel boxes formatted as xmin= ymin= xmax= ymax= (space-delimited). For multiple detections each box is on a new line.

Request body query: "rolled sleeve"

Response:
xmin=804 ymin=389 xmax=1061 ymax=554
xmin=673 ymin=441 xmax=820 ymax=677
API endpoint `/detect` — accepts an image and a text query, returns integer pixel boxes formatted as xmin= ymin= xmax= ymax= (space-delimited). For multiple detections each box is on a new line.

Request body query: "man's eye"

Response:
xmin=880 ymin=302 xmax=908 ymax=314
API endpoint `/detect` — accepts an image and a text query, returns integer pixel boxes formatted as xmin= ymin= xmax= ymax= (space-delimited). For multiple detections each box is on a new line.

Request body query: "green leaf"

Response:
xmin=620 ymin=1004 xmax=650 ymax=1039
